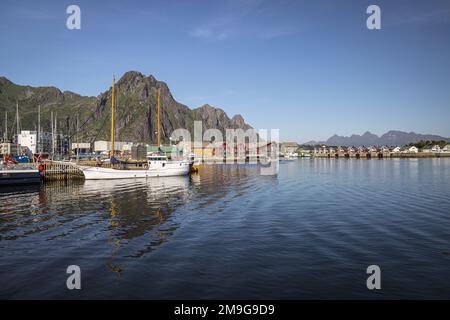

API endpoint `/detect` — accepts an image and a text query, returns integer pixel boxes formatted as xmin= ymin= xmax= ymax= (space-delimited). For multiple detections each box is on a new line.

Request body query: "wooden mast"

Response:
xmin=111 ymin=76 xmax=115 ymax=157
xmin=157 ymin=88 xmax=161 ymax=148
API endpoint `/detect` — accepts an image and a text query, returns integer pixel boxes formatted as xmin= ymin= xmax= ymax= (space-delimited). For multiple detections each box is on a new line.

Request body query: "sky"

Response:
xmin=1 ymin=0 xmax=449 ymax=142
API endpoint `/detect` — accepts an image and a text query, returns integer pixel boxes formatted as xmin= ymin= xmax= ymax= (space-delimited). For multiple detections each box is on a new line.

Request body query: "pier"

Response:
xmin=40 ymin=161 xmax=85 ymax=181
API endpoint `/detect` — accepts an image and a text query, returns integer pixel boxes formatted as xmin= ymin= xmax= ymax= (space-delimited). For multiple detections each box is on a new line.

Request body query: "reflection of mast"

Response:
xmin=107 ymin=197 xmax=123 ymax=277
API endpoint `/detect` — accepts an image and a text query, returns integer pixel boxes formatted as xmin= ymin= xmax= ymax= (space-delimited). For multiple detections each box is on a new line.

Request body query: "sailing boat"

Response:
xmin=79 ymin=76 xmax=191 ymax=180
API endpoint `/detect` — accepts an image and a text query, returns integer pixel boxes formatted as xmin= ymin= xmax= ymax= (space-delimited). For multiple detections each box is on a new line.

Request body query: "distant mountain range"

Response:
xmin=0 ymin=71 xmax=252 ymax=144
xmin=305 ymin=131 xmax=450 ymax=147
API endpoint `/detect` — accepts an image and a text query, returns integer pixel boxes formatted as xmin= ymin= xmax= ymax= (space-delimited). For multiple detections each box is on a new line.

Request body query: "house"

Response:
xmin=280 ymin=142 xmax=300 ymax=156
xmin=0 ymin=142 xmax=21 ymax=156
xmin=442 ymin=144 xmax=450 ymax=153
xmin=191 ymin=141 xmax=224 ymax=159
xmin=422 ymin=145 xmax=440 ymax=153
xmin=392 ymin=146 xmax=401 ymax=153
xmin=71 ymin=142 xmax=91 ymax=154
xmin=17 ymin=130 xmax=59 ymax=154
xmin=407 ymin=146 xmax=419 ymax=153
xmin=94 ymin=141 xmax=133 ymax=153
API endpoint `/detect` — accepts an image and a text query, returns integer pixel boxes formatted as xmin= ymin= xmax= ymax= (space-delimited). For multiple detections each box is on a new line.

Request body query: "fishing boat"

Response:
xmin=80 ymin=155 xmax=190 ymax=180
xmin=78 ymin=76 xmax=192 ymax=180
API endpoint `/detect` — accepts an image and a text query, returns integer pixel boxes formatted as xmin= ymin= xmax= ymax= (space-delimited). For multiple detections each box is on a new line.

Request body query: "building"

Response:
xmin=423 ymin=145 xmax=441 ymax=153
xmin=0 ymin=142 xmax=21 ymax=156
xmin=443 ymin=145 xmax=450 ymax=153
xmin=280 ymin=142 xmax=300 ymax=156
xmin=407 ymin=146 xmax=419 ymax=153
xmin=94 ymin=141 xmax=134 ymax=153
xmin=392 ymin=146 xmax=401 ymax=153
xmin=16 ymin=130 xmax=66 ymax=155
xmin=17 ymin=130 xmax=37 ymax=154
xmin=71 ymin=142 xmax=92 ymax=154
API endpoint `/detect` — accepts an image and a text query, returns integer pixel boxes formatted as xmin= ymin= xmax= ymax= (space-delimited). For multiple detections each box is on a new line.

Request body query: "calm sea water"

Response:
xmin=1 ymin=158 xmax=450 ymax=299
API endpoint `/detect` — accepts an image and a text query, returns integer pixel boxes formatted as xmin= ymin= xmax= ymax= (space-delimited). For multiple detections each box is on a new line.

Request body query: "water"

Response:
xmin=1 ymin=158 xmax=450 ymax=299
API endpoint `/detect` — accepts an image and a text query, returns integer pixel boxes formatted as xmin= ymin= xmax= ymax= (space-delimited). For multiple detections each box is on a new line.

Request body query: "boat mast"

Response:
xmin=76 ymin=113 xmax=79 ymax=162
xmin=51 ymin=111 xmax=54 ymax=158
xmin=37 ymin=105 xmax=40 ymax=153
xmin=3 ymin=110 xmax=7 ymax=142
xmin=55 ymin=112 xmax=58 ymax=157
xmin=111 ymin=76 xmax=115 ymax=157
xmin=16 ymin=101 xmax=20 ymax=155
xmin=157 ymin=88 xmax=161 ymax=148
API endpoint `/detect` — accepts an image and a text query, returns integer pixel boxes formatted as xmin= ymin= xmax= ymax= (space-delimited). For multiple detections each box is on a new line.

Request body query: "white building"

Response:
xmin=392 ymin=146 xmax=401 ymax=153
xmin=0 ymin=142 xmax=21 ymax=155
xmin=422 ymin=145 xmax=441 ymax=153
xmin=17 ymin=130 xmax=59 ymax=154
xmin=94 ymin=141 xmax=134 ymax=153
xmin=71 ymin=142 xmax=91 ymax=153
xmin=408 ymin=146 xmax=419 ymax=153
xmin=443 ymin=145 xmax=450 ymax=153
xmin=17 ymin=130 xmax=38 ymax=154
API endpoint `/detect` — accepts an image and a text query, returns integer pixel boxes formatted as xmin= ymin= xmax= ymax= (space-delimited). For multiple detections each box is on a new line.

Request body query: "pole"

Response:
xmin=111 ymin=76 xmax=115 ymax=157
xmin=37 ymin=105 xmax=40 ymax=154
xmin=55 ymin=112 xmax=58 ymax=157
xmin=51 ymin=111 xmax=54 ymax=159
xmin=3 ymin=110 xmax=7 ymax=142
xmin=76 ymin=113 xmax=79 ymax=163
xmin=157 ymin=88 xmax=161 ymax=148
xmin=16 ymin=101 xmax=19 ymax=155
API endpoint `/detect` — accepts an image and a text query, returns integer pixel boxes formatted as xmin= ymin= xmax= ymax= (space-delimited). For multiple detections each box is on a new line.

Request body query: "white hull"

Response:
xmin=80 ymin=161 xmax=190 ymax=180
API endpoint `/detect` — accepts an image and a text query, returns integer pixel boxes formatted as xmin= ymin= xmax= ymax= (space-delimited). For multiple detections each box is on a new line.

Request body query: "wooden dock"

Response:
xmin=40 ymin=161 xmax=85 ymax=181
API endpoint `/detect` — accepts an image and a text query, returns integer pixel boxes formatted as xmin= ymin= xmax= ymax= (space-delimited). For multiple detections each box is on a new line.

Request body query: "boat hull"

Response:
xmin=80 ymin=162 xmax=191 ymax=180
xmin=0 ymin=170 xmax=42 ymax=186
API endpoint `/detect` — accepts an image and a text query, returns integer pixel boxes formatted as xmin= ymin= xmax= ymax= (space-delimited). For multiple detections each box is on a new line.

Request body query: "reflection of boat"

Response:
xmin=77 ymin=77 xmax=192 ymax=180
xmin=82 ymin=174 xmax=190 ymax=193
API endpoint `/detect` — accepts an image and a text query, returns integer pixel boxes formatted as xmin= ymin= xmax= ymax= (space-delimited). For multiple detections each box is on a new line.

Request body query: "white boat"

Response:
xmin=80 ymin=155 xmax=191 ymax=180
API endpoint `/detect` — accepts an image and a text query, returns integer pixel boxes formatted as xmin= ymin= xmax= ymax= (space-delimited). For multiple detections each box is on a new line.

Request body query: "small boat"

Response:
xmin=80 ymin=155 xmax=191 ymax=180
xmin=0 ymin=169 xmax=41 ymax=186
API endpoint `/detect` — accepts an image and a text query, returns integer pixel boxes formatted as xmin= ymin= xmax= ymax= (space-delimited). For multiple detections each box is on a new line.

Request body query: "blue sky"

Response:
xmin=1 ymin=0 xmax=449 ymax=142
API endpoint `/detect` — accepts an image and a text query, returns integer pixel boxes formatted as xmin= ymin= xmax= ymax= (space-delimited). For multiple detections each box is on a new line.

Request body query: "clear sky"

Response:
xmin=1 ymin=0 xmax=449 ymax=142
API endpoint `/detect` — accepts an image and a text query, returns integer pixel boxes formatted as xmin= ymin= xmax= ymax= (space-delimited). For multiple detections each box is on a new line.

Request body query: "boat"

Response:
xmin=77 ymin=76 xmax=192 ymax=180
xmin=0 ymin=169 xmax=41 ymax=186
xmin=80 ymin=155 xmax=190 ymax=180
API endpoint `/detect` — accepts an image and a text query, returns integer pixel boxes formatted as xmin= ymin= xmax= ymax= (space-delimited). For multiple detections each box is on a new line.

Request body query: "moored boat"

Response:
xmin=0 ymin=169 xmax=41 ymax=186
xmin=80 ymin=155 xmax=191 ymax=180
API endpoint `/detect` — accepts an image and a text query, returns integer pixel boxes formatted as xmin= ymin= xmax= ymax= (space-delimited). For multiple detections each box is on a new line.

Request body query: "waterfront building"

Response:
xmin=408 ymin=146 xmax=419 ymax=153
xmin=280 ymin=142 xmax=300 ymax=156
xmin=0 ymin=142 xmax=21 ymax=156
xmin=422 ymin=145 xmax=441 ymax=153
xmin=392 ymin=146 xmax=401 ymax=153
xmin=94 ymin=141 xmax=133 ymax=153
xmin=71 ymin=142 xmax=91 ymax=154
xmin=17 ymin=130 xmax=63 ymax=154
xmin=443 ymin=145 xmax=450 ymax=153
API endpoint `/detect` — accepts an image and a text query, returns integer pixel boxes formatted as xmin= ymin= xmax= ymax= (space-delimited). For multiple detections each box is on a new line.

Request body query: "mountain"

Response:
xmin=306 ymin=130 xmax=450 ymax=147
xmin=0 ymin=71 xmax=253 ymax=144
